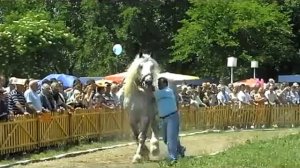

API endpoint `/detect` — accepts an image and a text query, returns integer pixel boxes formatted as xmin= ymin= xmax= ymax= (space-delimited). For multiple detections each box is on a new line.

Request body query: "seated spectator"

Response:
xmin=0 ymin=88 xmax=8 ymax=121
xmin=51 ymin=82 xmax=74 ymax=111
xmin=8 ymin=78 xmax=30 ymax=117
xmin=39 ymin=83 xmax=56 ymax=111
xmin=24 ymin=80 xmax=47 ymax=114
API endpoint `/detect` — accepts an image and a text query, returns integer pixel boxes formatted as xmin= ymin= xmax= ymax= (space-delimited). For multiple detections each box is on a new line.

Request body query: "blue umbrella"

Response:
xmin=39 ymin=74 xmax=77 ymax=88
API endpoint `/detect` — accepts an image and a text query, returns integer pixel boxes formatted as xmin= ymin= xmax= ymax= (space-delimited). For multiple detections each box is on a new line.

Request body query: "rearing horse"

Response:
xmin=123 ymin=53 xmax=160 ymax=163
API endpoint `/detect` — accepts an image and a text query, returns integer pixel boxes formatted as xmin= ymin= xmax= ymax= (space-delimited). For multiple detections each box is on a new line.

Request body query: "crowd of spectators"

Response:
xmin=1 ymin=75 xmax=299 ymax=123
xmin=178 ymin=78 xmax=300 ymax=109
xmin=0 ymin=76 xmax=123 ymax=122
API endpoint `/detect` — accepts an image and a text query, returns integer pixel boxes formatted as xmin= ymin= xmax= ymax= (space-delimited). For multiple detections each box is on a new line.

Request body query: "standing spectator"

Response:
xmin=66 ymin=79 xmax=85 ymax=108
xmin=111 ymin=83 xmax=120 ymax=106
xmin=245 ymin=85 xmax=254 ymax=105
xmin=51 ymin=82 xmax=74 ymax=111
xmin=39 ymin=83 xmax=56 ymax=111
xmin=250 ymin=83 xmax=260 ymax=99
xmin=8 ymin=78 xmax=29 ymax=117
xmin=24 ymin=80 xmax=45 ymax=114
xmin=93 ymin=83 xmax=109 ymax=109
xmin=218 ymin=79 xmax=231 ymax=94
xmin=230 ymin=86 xmax=239 ymax=106
xmin=254 ymin=88 xmax=267 ymax=105
xmin=190 ymin=90 xmax=207 ymax=108
xmin=5 ymin=77 xmax=16 ymax=94
xmin=102 ymin=82 xmax=115 ymax=109
xmin=178 ymin=85 xmax=191 ymax=106
xmin=265 ymin=85 xmax=280 ymax=105
xmin=0 ymin=88 xmax=8 ymax=121
xmin=0 ymin=75 xmax=6 ymax=90
xmin=83 ymin=79 xmax=96 ymax=108
xmin=237 ymin=84 xmax=251 ymax=108
xmin=228 ymin=83 xmax=234 ymax=93
xmin=277 ymin=84 xmax=291 ymax=104
xmin=217 ymin=86 xmax=231 ymax=106
xmin=290 ymin=83 xmax=299 ymax=104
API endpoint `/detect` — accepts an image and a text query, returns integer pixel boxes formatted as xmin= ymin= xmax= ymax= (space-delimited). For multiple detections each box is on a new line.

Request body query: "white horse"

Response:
xmin=123 ymin=53 xmax=160 ymax=163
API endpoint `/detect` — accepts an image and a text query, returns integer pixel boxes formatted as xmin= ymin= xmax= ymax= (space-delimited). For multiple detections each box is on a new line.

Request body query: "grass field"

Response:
xmin=159 ymin=132 xmax=300 ymax=168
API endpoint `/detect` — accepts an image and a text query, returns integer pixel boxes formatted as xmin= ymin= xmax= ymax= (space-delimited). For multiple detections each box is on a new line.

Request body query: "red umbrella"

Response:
xmin=104 ymin=72 xmax=127 ymax=84
xmin=234 ymin=78 xmax=264 ymax=87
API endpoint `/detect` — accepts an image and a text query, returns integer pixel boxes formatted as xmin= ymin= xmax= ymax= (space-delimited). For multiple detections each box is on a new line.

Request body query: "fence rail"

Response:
xmin=1 ymin=105 xmax=300 ymax=155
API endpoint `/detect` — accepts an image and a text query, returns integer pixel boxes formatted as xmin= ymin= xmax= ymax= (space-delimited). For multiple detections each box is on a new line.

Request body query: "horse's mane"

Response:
xmin=124 ymin=54 xmax=160 ymax=97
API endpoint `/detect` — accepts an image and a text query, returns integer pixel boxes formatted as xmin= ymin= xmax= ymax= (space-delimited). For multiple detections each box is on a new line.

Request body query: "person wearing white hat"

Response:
xmin=8 ymin=78 xmax=30 ymax=117
xmin=5 ymin=77 xmax=16 ymax=94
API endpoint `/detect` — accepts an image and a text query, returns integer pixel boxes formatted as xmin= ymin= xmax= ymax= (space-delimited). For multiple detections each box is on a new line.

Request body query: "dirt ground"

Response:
xmin=13 ymin=129 xmax=299 ymax=168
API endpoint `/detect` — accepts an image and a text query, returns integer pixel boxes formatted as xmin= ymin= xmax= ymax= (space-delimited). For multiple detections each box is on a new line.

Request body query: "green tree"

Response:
xmin=0 ymin=12 xmax=77 ymax=78
xmin=172 ymin=0 xmax=294 ymax=79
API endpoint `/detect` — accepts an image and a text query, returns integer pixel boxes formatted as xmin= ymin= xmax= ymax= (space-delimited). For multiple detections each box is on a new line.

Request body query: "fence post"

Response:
xmin=37 ymin=115 xmax=40 ymax=148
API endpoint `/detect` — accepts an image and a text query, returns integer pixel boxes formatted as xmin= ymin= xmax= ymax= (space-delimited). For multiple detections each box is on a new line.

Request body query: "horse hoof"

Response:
xmin=150 ymin=141 xmax=160 ymax=156
xmin=132 ymin=154 xmax=142 ymax=163
xmin=151 ymin=147 xmax=160 ymax=157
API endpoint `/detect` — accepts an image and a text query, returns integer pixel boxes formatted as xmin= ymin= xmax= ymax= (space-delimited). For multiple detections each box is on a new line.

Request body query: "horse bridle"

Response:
xmin=135 ymin=73 xmax=153 ymax=88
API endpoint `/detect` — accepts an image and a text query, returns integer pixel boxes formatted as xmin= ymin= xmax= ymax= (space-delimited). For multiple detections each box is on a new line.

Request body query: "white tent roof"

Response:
xmin=158 ymin=72 xmax=199 ymax=81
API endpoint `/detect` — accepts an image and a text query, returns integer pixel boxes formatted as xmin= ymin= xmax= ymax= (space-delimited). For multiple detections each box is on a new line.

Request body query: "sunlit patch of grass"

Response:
xmin=159 ymin=133 xmax=300 ymax=168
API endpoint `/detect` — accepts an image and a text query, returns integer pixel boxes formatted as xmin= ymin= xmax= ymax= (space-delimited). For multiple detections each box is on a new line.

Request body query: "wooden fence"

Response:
xmin=1 ymin=105 xmax=300 ymax=155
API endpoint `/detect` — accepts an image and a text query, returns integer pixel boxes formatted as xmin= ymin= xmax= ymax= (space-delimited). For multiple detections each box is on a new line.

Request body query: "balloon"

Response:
xmin=113 ymin=44 xmax=122 ymax=56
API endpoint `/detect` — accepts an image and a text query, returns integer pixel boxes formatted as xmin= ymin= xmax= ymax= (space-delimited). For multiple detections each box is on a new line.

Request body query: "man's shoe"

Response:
xmin=179 ymin=146 xmax=186 ymax=158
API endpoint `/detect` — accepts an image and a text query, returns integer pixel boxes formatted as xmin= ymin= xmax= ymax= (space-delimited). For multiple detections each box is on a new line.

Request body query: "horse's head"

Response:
xmin=124 ymin=53 xmax=160 ymax=96
xmin=137 ymin=54 xmax=156 ymax=89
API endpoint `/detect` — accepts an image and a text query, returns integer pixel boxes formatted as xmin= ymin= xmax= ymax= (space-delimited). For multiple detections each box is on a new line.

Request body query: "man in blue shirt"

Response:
xmin=154 ymin=77 xmax=185 ymax=162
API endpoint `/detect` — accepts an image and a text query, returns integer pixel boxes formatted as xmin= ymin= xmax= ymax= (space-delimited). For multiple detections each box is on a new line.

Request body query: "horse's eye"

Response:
xmin=138 ymin=64 xmax=143 ymax=69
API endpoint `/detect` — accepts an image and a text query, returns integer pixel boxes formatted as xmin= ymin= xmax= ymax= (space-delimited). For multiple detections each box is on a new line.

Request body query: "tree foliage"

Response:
xmin=172 ymin=0 xmax=295 ymax=79
xmin=0 ymin=0 xmax=299 ymax=81
xmin=0 ymin=12 xmax=77 ymax=78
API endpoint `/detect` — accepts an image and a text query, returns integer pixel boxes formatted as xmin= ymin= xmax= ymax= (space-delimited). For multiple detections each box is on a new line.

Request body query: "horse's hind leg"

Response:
xmin=132 ymin=116 xmax=150 ymax=163
xmin=150 ymin=117 xmax=160 ymax=156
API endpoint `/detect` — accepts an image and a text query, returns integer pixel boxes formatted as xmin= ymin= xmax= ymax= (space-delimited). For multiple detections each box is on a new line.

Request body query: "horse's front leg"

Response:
xmin=150 ymin=116 xmax=160 ymax=157
xmin=132 ymin=116 xmax=150 ymax=163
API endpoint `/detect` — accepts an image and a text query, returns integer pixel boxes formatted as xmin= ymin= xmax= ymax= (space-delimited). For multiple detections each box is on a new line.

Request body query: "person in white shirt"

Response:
xmin=290 ymin=83 xmax=299 ymax=105
xmin=217 ymin=86 xmax=231 ymax=106
xmin=264 ymin=85 xmax=280 ymax=105
xmin=237 ymin=84 xmax=251 ymax=108
xmin=190 ymin=90 xmax=207 ymax=108
xmin=24 ymin=80 xmax=45 ymax=113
